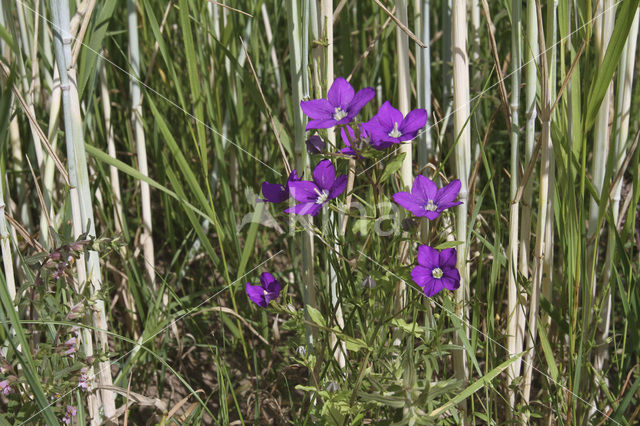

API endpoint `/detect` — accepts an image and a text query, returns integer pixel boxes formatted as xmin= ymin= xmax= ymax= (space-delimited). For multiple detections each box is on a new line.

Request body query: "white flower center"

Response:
xmin=432 ymin=267 xmax=443 ymax=279
xmin=388 ymin=122 xmax=402 ymax=138
xmin=333 ymin=107 xmax=348 ymax=121
xmin=314 ymin=187 xmax=330 ymax=204
xmin=425 ymin=199 xmax=437 ymax=211
xmin=263 ymin=289 xmax=269 ymax=296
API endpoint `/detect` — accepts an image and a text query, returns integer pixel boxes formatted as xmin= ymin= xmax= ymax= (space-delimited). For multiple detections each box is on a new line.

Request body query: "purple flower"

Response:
xmin=284 ymin=160 xmax=347 ymax=216
xmin=62 ymin=405 xmax=77 ymax=424
xmin=306 ymin=135 xmax=326 ymax=154
xmin=300 ymin=77 xmax=375 ymax=130
xmin=78 ymin=367 xmax=90 ymax=391
xmin=246 ymin=272 xmax=282 ymax=308
xmin=393 ymin=176 xmax=462 ymax=220
xmin=365 ymin=101 xmax=427 ymax=144
xmin=411 ymin=246 xmax=460 ymax=297
xmin=0 ymin=379 xmax=11 ymax=395
xmin=261 ymin=170 xmax=301 ymax=203
xmin=63 ymin=337 xmax=77 ymax=358
xmin=339 ymin=125 xmax=393 ymax=157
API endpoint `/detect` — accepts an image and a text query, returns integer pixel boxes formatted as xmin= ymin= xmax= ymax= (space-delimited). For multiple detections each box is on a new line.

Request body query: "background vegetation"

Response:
xmin=0 ymin=0 xmax=638 ymax=424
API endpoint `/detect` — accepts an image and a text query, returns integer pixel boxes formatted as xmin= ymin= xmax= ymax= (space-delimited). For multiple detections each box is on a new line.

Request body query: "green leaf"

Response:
xmin=306 ymin=306 xmax=326 ymax=327
xmin=585 ymin=0 xmax=640 ymax=130
xmin=378 ymin=152 xmax=406 ymax=184
xmin=429 ymin=352 xmax=525 ymax=418
xmin=433 ymin=240 xmax=465 ymax=250
xmin=537 ymin=321 xmax=559 ymax=382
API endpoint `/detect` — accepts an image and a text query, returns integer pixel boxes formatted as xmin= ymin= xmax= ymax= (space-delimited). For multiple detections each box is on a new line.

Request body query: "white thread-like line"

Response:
xmin=357 ymin=0 xmax=624 ymax=177
xmin=357 ymin=250 xmax=617 ymax=424
xmin=20 ymin=250 xmax=283 ymax=425
xmin=16 ymin=0 xmax=282 ymax=177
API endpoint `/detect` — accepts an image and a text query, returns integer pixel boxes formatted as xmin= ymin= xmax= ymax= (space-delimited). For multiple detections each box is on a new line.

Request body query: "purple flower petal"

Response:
xmin=411 ymin=265 xmax=433 ymax=288
xmin=306 ymin=135 xmax=326 ymax=154
xmin=441 ymin=268 xmax=461 ymax=290
xmin=346 ymin=87 xmax=375 ymax=117
xmin=399 ymin=108 xmax=428 ymax=135
xmin=260 ymin=272 xmax=282 ymax=302
xmin=246 ymin=283 xmax=268 ymax=307
xmin=340 ymin=126 xmax=355 ymax=148
xmin=374 ymin=101 xmax=404 ymax=132
xmin=288 ymin=169 xmax=301 ymax=183
xmin=327 ymin=77 xmax=355 ymax=109
xmin=423 ymin=279 xmax=445 ymax=297
xmin=284 ymin=202 xmax=323 ymax=216
xmin=306 ymin=118 xmax=340 ymax=130
xmin=289 ymin=181 xmax=321 ymax=203
xmin=412 ymin=175 xmax=438 ymax=205
xmin=417 ymin=245 xmax=440 ymax=268
xmin=313 ymin=159 xmax=336 ymax=190
xmin=425 ymin=210 xmax=441 ymax=220
xmin=393 ymin=192 xmax=427 ymax=217
xmin=329 ymin=175 xmax=348 ymax=199
xmin=300 ymin=99 xmax=333 ymax=120
xmin=439 ymin=248 xmax=458 ymax=269
xmin=262 ymin=181 xmax=288 ymax=203
xmin=435 ymin=179 xmax=463 ymax=209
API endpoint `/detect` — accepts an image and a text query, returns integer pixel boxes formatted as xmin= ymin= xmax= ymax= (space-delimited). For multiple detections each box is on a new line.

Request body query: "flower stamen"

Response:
xmin=432 ymin=267 xmax=443 ymax=279
xmin=314 ymin=187 xmax=330 ymax=204
xmin=388 ymin=122 xmax=402 ymax=138
xmin=333 ymin=107 xmax=348 ymax=121
xmin=425 ymin=199 xmax=438 ymax=211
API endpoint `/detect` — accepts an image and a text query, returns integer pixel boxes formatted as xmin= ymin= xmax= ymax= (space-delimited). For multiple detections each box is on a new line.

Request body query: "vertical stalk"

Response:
xmin=506 ymin=0 xmax=522 ymax=411
xmin=0 ymin=172 xmax=15 ymax=302
xmin=50 ymin=0 xmax=115 ymax=422
xmin=594 ymin=5 xmax=639 ymax=373
xmin=451 ymin=0 xmax=471 ymax=421
xmin=128 ymin=0 xmax=156 ymax=292
xmin=287 ymin=0 xmax=316 ymax=352
xmin=415 ymin=0 xmax=433 ymax=166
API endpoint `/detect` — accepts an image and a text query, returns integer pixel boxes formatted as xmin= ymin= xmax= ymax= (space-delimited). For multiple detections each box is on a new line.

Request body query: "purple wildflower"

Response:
xmin=0 ymin=379 xmax=11 ymax=395
xmin=339 ymin=125 xmax=393 ymax=157
xmin=261 ymin=170 xmax=301 ymax=203
xmin=306 ymin=135 xmax=326 ymax=154
xmin=78 ymin=367 xmax=90 ymax=391
xmin=392 ymin=176 xmax=462 ymax=220
xmin=300 ymin=77 xmax=375 ymax=130
xmin=63 ymin=337 xmax=77 ymax=358
xmin=284 ymin=160 xmax=347 ymax=216
xmin=62 ymin=405 xmax=77 ymax=424
xmin=365 ymin=101 xmax=427 ymax=144
xmin=411 ymin=246 xmax=460 ymax=297
xmin=246 ymin=272 xmax=282 ymax=308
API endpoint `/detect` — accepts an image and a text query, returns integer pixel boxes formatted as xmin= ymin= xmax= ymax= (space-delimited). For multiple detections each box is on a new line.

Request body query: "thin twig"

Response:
xmin=372 ymin=0 xmax=426 ymax=48
xmin=206 ymin=1 xmax=253 ymax=17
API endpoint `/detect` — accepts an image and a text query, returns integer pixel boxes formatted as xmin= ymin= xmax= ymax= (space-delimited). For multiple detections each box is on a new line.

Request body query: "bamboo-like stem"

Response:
xmin=288 ymin=0 xmax=316 ymax=352
xmin=50 ymin=1 xmax=116 ymax=422
xmin=594 ymin=4 xmax=639 ymax=375
xmin=128 ymin=0 xmax=156 ymax=293
xmin=586 ymin=0 xmax=615 ymax=329
xmin=260 ymin=4 xmax=282 ymax=92
xmin=415 ymin=0 xmax=433 ymax=166
xmin=522 ymin=1 xmax=551 ymax=410
xmin=451 ymin=0 xmax=471 ymax=421
xmin=393 ymin=0 xmax=412 ymax=328
xmin=320 ymin=0 xmax=347 ymax=370
xmin=0 ymin=175 xmax=15 ymax=302
xmin=506 ymin=0 xmax=522 ymax=411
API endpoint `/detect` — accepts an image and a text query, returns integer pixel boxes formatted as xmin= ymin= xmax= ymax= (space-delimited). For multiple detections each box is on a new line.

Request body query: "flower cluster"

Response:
xmin=61 ymin=405 xmax=77 ymax=424
xmin=247 ymin=77 xmax=461 ymax=307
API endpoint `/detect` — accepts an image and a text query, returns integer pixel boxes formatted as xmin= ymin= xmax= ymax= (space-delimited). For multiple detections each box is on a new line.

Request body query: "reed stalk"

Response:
xmin=287 ymin=0 xmax=316 ymax=352
xmin=451 ymin=0 xmax=471 ymax=420
xmin=50 ymin=0 xmax=115 ymax=421
xmin=128 ymin=0 xmax=156 ymax=293
xmin=594 ymin=4 xmax=639 ymax=375
xmin=0 ymin=174 xmax=15 ymax=302
xmin=415 ymin=0 xmax=433 ymax=167
xmin=505 ymin=0 xmax=521 ymax=410
xmin=522 ymin=1 xmax=551 ymax=410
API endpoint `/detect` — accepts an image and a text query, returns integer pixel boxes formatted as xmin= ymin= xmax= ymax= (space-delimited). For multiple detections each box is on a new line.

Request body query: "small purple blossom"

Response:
xmin=284 ymin=160 xmax=347 ymax=216
xmin=339 ymin=125 xmax=393 ymax=157
xmin=411 ymin=246 xmax=460 ymax=297
xmin=393 ymin=176 xmax=462 ymax=220
xmin=62 ymin=405 xmax=77 ymax=424
xmin=365 ymin=101 xmax=427 ymax=144
xmin=306 ymin=135 xmax=326 ymax=154
xmin=300 ymin=77 xmax=375 ymax=130
xmin=78 ymin=367 xmax=90 ymax=391
xmin=0 ymin=379 xmax=11 ymax=395
xmin=63 ymin=337 xmax=77 ymax=358
xmin=261 ymin=170 xmax=301 ymax=203
xmin=246 ymin=272 xmax=282 ymax=308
